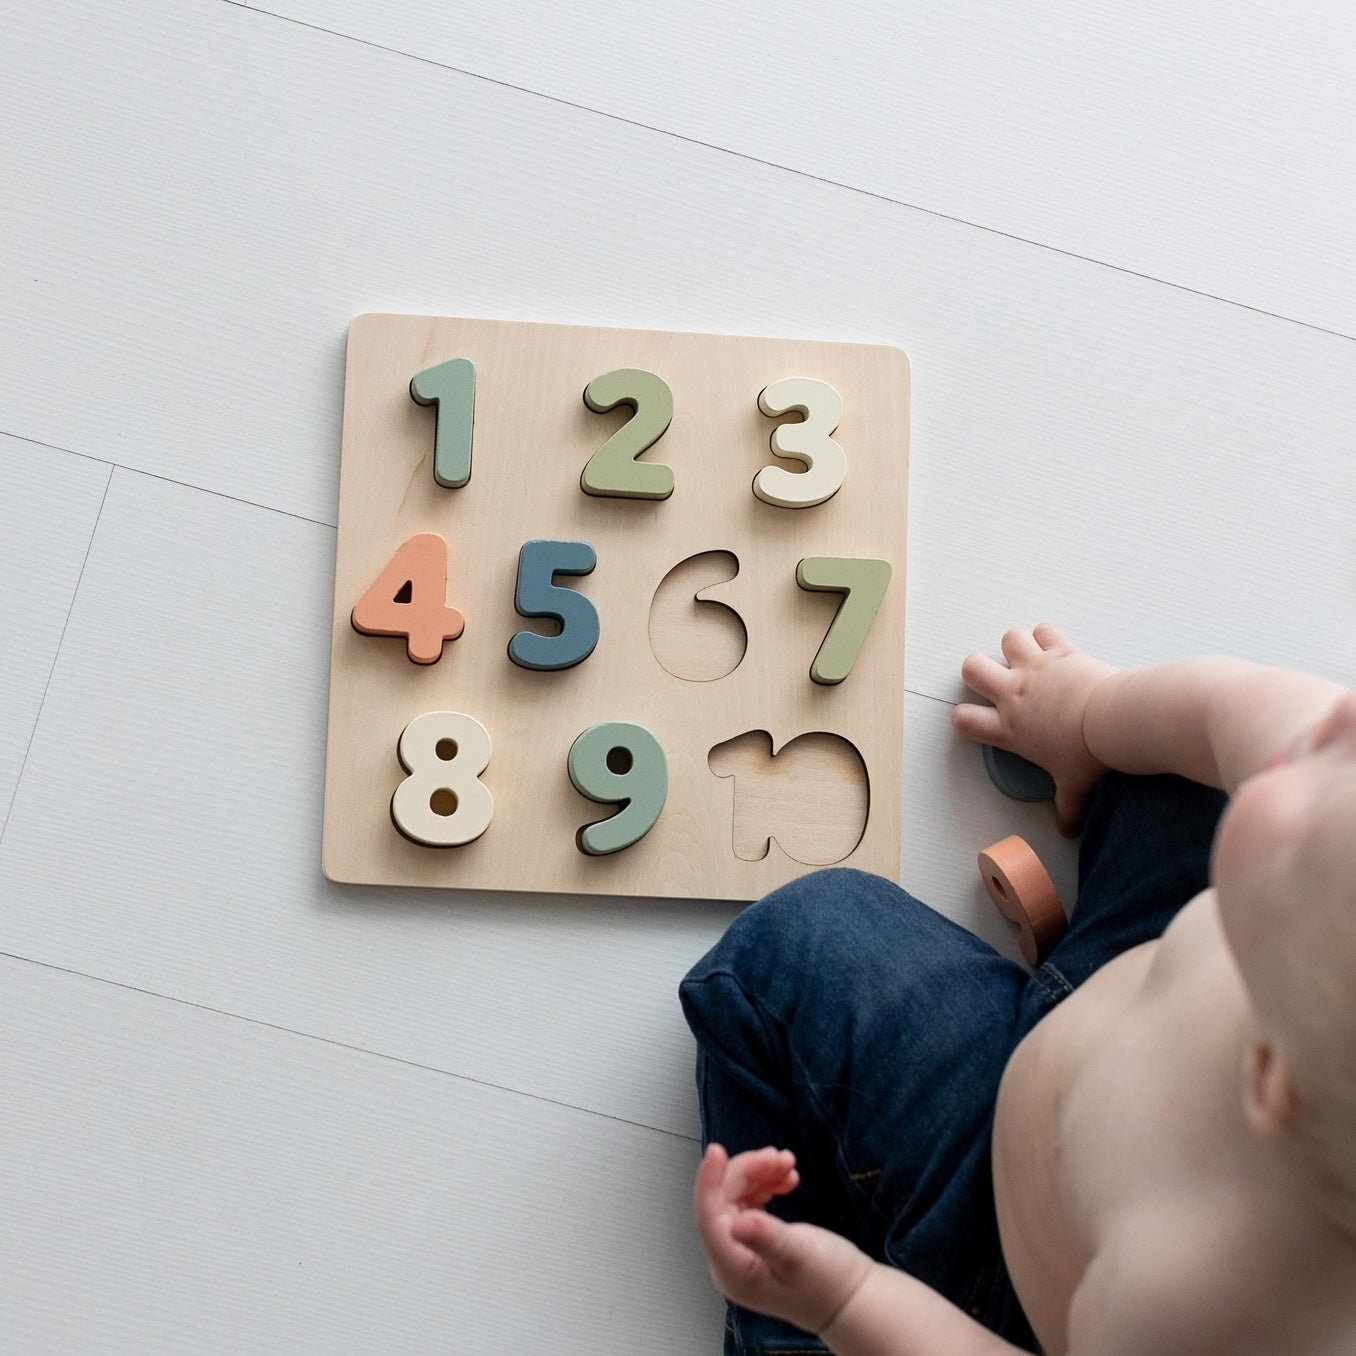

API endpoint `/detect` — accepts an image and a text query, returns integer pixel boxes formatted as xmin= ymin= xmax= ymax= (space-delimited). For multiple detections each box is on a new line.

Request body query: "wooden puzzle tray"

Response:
xmin=322 ymin=314 xmax=909 ymax=900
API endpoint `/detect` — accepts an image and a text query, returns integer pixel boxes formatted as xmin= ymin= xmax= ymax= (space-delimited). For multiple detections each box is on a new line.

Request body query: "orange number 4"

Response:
xmin=351 ymin=533 xmax=466 ymax=665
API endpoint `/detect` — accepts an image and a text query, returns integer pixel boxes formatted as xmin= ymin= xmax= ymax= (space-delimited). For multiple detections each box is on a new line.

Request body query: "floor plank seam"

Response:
xmin=0 ymin=429 xmax=339 ymax=529
xmin=0 ymin=947 xmax=699 ymax=1143
xmin=1 ymin=468 xmax=113 ymax=845
xmin=223 ymin=2 xmax=1356 ymax=345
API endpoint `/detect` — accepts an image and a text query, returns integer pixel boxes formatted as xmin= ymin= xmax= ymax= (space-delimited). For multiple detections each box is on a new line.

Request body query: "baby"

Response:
xmin=682 ymin=623 xmax=1356 ymax=1354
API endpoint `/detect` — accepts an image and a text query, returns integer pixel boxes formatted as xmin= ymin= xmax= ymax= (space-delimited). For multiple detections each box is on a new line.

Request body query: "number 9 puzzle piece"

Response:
xmin=568 ymin=722 xmax=668 ymax=855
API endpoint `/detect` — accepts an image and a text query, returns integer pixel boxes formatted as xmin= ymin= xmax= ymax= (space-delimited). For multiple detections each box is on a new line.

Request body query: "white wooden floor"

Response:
xmin=4 ymin=3 xmax=1355 ymax=1351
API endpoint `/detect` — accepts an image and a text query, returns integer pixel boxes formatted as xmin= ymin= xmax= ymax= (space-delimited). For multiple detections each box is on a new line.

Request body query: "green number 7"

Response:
xmin=796 ymin=556 xmax=892 ymax=685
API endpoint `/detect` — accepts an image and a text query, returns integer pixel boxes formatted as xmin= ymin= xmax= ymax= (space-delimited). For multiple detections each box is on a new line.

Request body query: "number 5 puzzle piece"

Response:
xmin=508 ymin=539 xmax=599 ymax=671
xmin=351 ymin=532 xmax=466 ymax=665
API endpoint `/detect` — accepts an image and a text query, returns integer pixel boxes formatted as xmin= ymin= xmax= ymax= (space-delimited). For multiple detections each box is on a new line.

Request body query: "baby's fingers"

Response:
xmin=959 ymin=651 xmax=1014 ymax=702
xmin=729 ymin=1207 xmax=790 ymax=1261
xmin=1032 ymin=621 xmax=1072 ymax=652
xmin=723 ymin=1147 xmax=799 ymax=1208
xmin=1001 ymin=628 xmax=1045 ymax=665
xmin=694 ymin=1143 xmax=732 ymax=1242
xmin=697 ymin=1144 xmax=799 ymax=1216
xmin=951 ymin=700 xmax=1004 ymax=746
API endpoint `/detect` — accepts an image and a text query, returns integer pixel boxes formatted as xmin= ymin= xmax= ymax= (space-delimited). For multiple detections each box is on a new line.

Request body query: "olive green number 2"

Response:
xmin=796 ymin=557 xmax=892 ymax=685
xmin=581 ymin=368 xmax=675 ymax=500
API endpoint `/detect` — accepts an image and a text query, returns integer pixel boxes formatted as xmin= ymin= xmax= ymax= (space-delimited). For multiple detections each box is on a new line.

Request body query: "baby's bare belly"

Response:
xmin=989 ymin=891 xmax=1356 ymax=1354
xmin=991 ymin=941 xmax=1158 ymax=1353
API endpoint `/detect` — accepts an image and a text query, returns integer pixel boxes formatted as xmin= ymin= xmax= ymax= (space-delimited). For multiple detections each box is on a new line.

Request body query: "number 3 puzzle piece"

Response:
xmin=754 ymin=376 xmax=847 ymax=508
xmin=351 ymin=532 xmax=466 ymax=665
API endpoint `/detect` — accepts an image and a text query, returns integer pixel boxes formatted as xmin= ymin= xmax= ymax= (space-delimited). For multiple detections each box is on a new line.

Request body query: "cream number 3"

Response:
xmin=754 ymin=377 xmax=846 ymax=508
xmin=390 ymin=711 xmax=494 ymax=846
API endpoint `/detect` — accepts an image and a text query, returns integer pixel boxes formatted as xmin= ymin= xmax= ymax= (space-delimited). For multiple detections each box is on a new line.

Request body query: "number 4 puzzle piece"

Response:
xmin=351 ymin=532 xmax=466 ymax=665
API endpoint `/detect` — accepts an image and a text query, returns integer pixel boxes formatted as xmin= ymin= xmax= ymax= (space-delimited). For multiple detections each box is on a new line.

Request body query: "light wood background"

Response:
xmin=3 ymin=2 xmax=1354 ymax=1351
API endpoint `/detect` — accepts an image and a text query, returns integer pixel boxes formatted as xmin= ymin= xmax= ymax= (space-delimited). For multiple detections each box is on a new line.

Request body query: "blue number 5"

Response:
xmin=508 ymin=540 xmax=600 ymax=671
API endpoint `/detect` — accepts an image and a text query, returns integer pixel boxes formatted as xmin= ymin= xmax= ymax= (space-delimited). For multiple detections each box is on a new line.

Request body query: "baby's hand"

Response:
xmin=693 ymin=1144 xmax=871 ymax=1335
xmin=953 ymin=623 xmax=1116 ymax=836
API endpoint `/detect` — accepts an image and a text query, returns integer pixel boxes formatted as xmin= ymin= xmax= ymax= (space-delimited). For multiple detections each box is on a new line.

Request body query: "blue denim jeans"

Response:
xmin=679 ymin=773 xmax=1227 ymax=1354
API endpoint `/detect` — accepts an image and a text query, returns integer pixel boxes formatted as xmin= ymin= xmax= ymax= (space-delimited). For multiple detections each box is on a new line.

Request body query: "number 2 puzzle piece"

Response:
xmin=580 ymin=369 xmax=675 ymax=500
xmin=351 ymin=532 xmax=466 ymax=665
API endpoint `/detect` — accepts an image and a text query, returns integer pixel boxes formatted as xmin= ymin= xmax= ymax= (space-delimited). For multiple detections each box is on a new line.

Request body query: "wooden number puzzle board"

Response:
xmin=323 ymin=314 xmax=909 ymax=900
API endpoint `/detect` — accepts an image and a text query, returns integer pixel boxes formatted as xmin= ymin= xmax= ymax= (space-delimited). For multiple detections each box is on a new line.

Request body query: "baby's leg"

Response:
xmin=1036 ymin=772 xmax=1227 ymax=996
xmin=680 ymin=868 xmax=1037 ymax=1354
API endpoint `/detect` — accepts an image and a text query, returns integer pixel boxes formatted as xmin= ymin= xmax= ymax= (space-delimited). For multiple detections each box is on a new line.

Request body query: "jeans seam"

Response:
xmin=1031 ymin=963 xmax=1074 ymax=1005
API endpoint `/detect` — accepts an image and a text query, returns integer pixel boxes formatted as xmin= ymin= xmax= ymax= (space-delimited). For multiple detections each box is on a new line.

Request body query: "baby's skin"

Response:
xmin=695 ymin=624 xmax=1356 ymax=1354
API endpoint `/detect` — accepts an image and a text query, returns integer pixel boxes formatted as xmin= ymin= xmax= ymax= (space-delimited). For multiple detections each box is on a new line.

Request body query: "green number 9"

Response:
xmin=568 ymin=722 xmax=668 ymax=855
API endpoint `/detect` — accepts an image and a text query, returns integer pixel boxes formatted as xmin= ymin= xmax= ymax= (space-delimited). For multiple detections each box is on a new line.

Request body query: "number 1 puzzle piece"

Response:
xmin=410 ymin=358 xmax=475 ymax=489
xmin=351 ymin=532 xmax=466 ymax=665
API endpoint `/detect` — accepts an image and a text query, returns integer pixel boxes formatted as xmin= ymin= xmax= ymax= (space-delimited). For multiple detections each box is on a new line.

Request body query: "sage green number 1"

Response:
xmin=410 ymin=357 xmax=475 ymax=489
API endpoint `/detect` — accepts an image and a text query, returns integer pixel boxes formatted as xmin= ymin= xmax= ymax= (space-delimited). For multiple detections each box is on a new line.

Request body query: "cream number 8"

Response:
xmin=391 ymin=711 xmax=494 ymax=846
